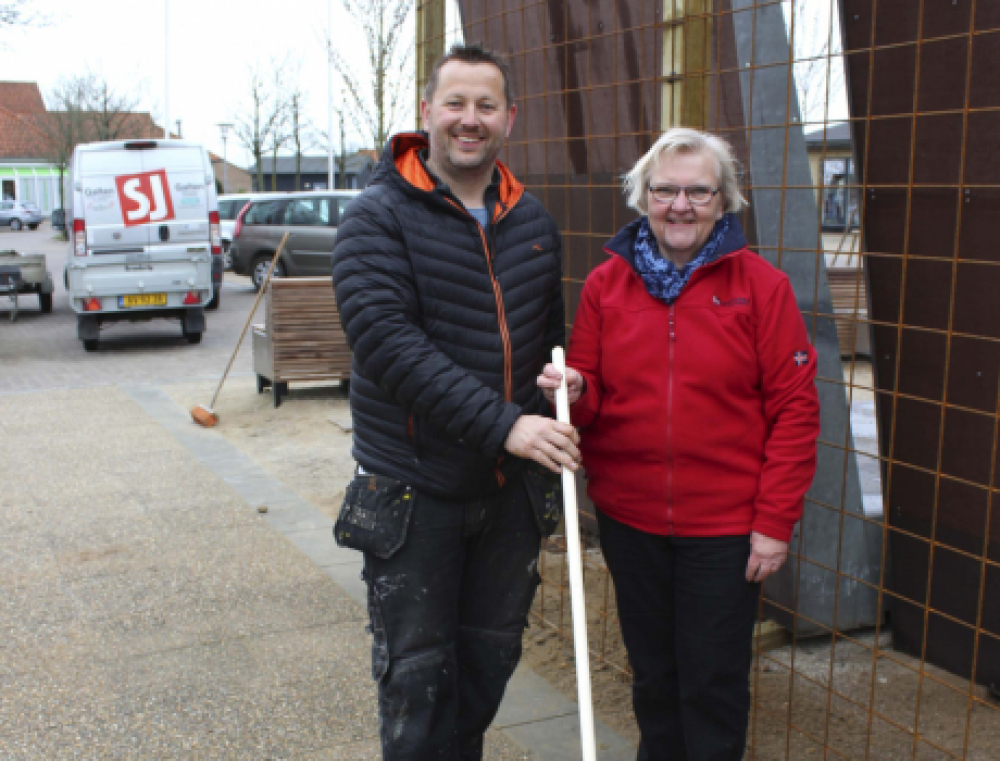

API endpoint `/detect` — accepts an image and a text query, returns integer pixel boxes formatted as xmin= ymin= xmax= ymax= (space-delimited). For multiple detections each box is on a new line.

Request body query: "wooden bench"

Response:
xmin=251 ymin=277 xmax=351 ymax=407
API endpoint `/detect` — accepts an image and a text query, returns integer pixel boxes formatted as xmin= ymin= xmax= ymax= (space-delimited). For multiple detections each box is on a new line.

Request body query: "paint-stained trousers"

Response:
xmin=361 ymin=475 xmax=541 ymax=760
xmin=598 ymin=510 xmax=760 ymax=761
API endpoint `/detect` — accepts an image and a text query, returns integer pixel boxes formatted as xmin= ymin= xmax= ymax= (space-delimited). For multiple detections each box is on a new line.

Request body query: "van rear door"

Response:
xmin=141 ymin=145 xmax=212 ymax=254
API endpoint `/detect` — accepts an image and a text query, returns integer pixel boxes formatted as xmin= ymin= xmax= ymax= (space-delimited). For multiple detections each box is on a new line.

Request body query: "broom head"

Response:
xmin=190 ymin=404 xmax=218 ymax=428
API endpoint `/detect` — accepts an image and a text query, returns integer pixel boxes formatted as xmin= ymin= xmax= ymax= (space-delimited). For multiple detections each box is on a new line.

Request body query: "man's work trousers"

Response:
xmin=362 ymin=476 xmax=542 ymax=760
xmin=598 ymin=510 xmax=760 ymax=761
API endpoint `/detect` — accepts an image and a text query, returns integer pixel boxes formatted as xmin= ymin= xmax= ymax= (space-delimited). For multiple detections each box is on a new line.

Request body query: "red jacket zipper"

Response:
xmin=666 ymin=304 xmax=676 ymax=534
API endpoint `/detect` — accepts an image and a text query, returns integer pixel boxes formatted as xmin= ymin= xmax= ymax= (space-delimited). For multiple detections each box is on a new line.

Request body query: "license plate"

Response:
xmin=120 ymin=293 xmax=167 ymax=308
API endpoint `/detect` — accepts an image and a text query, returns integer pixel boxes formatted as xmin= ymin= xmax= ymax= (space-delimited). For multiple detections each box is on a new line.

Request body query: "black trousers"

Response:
xmin=598 ymin=510 xmax=760 ymax=761
xmin=362 ymin=476 xmax=541 ymax=761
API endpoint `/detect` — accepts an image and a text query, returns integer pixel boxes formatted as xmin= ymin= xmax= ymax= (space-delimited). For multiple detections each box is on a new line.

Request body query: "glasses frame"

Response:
xmin=647 ymin=184 xmax=721 ymax=206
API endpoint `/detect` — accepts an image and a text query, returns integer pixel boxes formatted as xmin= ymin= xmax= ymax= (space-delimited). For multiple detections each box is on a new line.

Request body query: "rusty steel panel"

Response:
xmin=843 ymin=0 xmax=1000 ymax=689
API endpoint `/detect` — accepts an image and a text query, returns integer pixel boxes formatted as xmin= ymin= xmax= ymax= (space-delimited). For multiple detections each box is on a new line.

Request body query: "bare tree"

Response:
xmin=326 ymin=0 xmax=413 ymax=153
xmin=36 ymin=79 xmax=87 ymax=213
xmin=80 ymin=75 xmax=142 ymax=141
xmin=234 ymin=59 xmax=291 ymax=191
xmin=288 ymin=91 xmax=317 ymax=191
xmin=316 ymin=91 xmax=356 ymax=189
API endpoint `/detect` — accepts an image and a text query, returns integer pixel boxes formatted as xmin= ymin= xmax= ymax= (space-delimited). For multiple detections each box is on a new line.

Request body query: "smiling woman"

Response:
xmin=537 ymin=126 xmax=820 ymax=760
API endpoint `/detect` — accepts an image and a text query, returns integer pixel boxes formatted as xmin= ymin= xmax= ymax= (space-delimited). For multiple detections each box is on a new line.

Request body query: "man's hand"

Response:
xmin=745 ymin=531 xmax=788 ymax=583
xmin=504 ymin=415 xmax=581 ymax=474
xmin=537 ymin=363 xmax=585 ymax=408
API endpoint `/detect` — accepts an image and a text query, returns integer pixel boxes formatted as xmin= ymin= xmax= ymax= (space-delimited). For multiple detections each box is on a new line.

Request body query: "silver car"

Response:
xmin=230 ymin=190 xmax=359 ymax=291
xmin=0 ymin=200 xmax=44 ymax=231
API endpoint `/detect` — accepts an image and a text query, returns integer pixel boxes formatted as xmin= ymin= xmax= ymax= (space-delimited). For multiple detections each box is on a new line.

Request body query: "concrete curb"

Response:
xmin=122 ymin=384 xmax=637 ymax=761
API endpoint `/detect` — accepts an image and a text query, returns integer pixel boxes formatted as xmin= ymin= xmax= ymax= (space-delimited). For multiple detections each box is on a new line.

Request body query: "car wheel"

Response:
xmin=252 ymin=255 xmax=284 ymax=292
xmin=183 ymin=329 xmax=203 ymax=344
xmin=39 ymin=292 xmax=52 ymax=313
xmin=28 ymin=224 xmax=38 ymax=230
xmin=207 ymin=288 xmax=220 ymax=310
xmin=10 ymin=218 xmax=22 ymax=231
xmin=83 ymin=338 xmax=98 ymax=352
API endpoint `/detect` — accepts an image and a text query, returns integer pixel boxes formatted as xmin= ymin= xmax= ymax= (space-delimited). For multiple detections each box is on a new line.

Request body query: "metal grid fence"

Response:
xmin=416 ymin=0 xmax=1000 ymax=757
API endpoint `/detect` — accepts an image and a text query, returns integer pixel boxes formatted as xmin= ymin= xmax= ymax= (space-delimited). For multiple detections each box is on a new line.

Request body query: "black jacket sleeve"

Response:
xmin=332 ymin=191 xmax=522 ymax=458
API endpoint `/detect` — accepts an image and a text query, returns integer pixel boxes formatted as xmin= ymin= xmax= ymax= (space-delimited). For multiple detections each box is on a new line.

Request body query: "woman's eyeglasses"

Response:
xmin=648 ymin=185 xmax=720 ymax=206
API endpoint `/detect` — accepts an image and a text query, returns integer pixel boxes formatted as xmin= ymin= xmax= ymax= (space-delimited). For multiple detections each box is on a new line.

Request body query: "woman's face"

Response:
xmin=646 ymin=151 xmax=725 ymax=266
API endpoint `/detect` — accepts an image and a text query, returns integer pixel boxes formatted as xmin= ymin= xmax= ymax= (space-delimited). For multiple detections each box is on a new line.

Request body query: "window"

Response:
xmin=246 ymin=199 xmax=287 ymax=225
xmin=335 ymin=196 xmax=353 ymax=224
xmin=821 ymin=157 xmax=859 ymax=232
xmin=283 ymin=198 xmax=330 ymax=226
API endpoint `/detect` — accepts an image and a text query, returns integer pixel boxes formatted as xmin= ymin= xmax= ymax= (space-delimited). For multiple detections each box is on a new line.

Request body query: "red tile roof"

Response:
xmin=0 ymin=82 xmax=46 ymax=115
xmin=0 ymin=106 xmax=50 ymax=159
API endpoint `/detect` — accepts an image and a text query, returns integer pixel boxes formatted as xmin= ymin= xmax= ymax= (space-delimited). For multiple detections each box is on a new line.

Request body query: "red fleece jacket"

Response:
xmin=568 ymin=244 xmax=820 ymax=543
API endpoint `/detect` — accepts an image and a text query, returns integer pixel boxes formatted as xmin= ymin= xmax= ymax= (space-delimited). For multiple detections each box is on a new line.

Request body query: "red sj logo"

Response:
xmin=114 ymin=169 xmax=176 ymax=227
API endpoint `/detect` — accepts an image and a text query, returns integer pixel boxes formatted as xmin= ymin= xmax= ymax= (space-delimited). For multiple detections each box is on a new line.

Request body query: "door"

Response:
xmin=283 ymin=196 xmax=335 ymax=275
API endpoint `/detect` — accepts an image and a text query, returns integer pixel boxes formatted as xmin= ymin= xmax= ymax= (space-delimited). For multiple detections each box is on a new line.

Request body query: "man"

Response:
xmin=332 ymin=43 xmax=579 ymax=759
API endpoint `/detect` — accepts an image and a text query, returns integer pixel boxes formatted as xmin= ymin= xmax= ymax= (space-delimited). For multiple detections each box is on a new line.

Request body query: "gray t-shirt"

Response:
xmin=468 ymin=207 xmax=488 ymax=228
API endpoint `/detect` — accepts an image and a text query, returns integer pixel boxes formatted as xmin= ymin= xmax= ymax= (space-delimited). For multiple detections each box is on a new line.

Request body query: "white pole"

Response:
xmin=327 ymin=0 xmax=335 ymax=190
xmin=551 ymin=346 xmax=598 ymax=761
xmin=164 ymin=0 xmax=170 ymax=139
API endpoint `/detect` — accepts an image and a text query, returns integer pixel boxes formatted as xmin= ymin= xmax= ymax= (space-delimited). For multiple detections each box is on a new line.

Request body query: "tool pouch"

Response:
xmin=334 ymin=473 xmax=415 ymax=558
xmin=523 ymin=462 xmax=563 ymax=538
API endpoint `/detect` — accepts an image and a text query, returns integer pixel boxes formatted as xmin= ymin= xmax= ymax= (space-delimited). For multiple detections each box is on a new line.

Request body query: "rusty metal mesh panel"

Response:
xmin=418 ymin=0 xmax=1000 ymax=756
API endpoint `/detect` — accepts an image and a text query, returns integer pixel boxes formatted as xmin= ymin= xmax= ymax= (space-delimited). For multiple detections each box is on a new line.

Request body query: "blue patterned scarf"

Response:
xmin=632 ymin=214 xmax=731 ymax=305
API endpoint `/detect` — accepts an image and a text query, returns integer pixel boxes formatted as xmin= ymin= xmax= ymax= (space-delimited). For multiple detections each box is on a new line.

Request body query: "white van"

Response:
xmin=64 ymin=139 xmax=222 ymax=351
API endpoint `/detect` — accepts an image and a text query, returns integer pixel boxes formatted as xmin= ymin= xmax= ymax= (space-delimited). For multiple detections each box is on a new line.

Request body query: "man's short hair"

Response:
xmin=422 ymin=43 xmax=515 ymax=108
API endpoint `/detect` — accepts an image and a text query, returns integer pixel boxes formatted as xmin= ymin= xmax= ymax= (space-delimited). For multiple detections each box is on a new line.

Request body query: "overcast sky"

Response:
xmin=0 ymin=0 xmax=444 ymax=168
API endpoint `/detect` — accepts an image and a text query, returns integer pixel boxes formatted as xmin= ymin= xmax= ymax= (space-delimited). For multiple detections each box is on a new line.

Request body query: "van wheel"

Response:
xmin=28 ymin=224 xmax=38 ymax=230
xmin=183 ymin=326 xmax=203 ymax=344
xmin=10 ymin=218 xmax=22 ymax=231
xmin=39 ymin=292 xmax=52 ymax=313
xmin=207 ymin=290 xmax=220 ymax=310
xmin=83 ymin=338 xmax=98 ymax=352
xmin=252 ymin=256 xmax=284 ymax=292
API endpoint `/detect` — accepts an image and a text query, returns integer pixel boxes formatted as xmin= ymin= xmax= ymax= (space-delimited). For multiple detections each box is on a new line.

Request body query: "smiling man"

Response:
xmin=331 ymin=44 xmax=577 ymax=760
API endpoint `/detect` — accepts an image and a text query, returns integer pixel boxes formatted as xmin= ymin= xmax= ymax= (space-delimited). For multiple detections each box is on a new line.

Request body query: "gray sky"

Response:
xmin=0 ymin=0 xmax=424 ymax=167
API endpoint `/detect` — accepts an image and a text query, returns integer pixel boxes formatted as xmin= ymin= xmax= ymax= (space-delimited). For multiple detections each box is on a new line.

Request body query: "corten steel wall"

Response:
xmin=842 ymin=0 xmax=1000 ymax=689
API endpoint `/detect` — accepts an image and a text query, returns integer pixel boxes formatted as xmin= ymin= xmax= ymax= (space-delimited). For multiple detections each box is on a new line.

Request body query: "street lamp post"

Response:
xmin=217 ymin=123 xmax=233 ymax=194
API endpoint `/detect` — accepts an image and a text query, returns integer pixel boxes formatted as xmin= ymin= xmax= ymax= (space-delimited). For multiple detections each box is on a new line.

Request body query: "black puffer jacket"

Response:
xmin=332 ymin=132 xmax=564 ymax=499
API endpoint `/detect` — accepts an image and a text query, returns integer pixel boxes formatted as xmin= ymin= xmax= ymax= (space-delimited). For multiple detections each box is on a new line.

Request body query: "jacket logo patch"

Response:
xmin=712 ymin=295 xmax=750 ymax=307
xmin=794 ymin=350 xmax=809 ymax=366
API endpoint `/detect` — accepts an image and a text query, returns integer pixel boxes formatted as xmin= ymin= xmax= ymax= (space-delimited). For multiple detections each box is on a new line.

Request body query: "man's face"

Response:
xmin=420 ymin=61 xmax=516 ymax=178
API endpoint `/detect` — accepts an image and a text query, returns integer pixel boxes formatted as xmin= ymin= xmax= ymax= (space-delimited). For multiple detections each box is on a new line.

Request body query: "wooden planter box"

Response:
xmin=252 ymin=277 xmax=352 ymax=407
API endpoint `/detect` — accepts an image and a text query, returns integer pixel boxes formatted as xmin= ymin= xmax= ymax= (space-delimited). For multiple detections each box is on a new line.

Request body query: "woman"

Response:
xmin=539 ymin=127 xmax=820 ymax=760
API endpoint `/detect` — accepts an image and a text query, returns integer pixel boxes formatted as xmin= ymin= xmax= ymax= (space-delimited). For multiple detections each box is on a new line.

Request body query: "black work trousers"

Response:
xmin=362 ymin=476 xmax=541 ymax=761
xmin=598 ymin=510 xmax=760 ymax=761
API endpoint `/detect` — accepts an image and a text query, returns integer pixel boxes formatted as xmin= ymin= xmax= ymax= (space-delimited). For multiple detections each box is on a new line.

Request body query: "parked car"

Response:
xmin=230 ymin=190 xmax=360 ymax=291
xmin=217 ymin=193 xmax=263 ymax=269
xmin=0 ymin=200 xmax=44 ymax=231
xmin=64 ymin=138 xmax=222 ymax=351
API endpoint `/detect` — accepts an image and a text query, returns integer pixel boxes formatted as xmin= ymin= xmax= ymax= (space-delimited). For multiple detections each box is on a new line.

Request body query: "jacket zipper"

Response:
xmin=666 ymin=305 xmax=676 ymax=534
xmin=446 ymin=197 xmax=514 ymax=403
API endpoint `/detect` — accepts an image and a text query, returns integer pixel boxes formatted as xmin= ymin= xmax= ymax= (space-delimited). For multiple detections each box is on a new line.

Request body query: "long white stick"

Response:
xmin=552 ymin=346 xmax=598 ymax=761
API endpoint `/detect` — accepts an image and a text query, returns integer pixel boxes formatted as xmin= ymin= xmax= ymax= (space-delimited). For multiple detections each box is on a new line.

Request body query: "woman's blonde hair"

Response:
xmin=623 ymin=127 xmax=747 ymax=215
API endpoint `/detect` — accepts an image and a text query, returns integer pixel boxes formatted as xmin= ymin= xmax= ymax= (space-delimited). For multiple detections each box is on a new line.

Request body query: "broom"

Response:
xmin=190 ymin=232 xmax=290 ymax=427
xmin=552 ymin=346 xmax=598 ymax=760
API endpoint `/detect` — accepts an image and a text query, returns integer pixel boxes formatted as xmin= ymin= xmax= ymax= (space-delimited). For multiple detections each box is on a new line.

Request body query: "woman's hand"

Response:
xmin=746 ymin=531 xmax=788 ymax=583
xmin=537 ymin=363 xmax=585 ymax=407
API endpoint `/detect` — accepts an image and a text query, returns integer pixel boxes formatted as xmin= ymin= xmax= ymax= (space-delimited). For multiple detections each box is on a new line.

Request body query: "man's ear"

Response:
xmin=505 ymin=103 xmax=517 ymax=139
xmin=420 ymin=99 xmax=430 ymax=131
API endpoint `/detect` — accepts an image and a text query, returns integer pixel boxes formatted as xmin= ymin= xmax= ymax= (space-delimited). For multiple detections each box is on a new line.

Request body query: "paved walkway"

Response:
xmin=0 ymin=382 xmax=634 ymax=759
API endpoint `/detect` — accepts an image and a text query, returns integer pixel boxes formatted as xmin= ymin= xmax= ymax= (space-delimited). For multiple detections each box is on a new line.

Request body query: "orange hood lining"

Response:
xmin=392 ymin=133 xmax=524 ymax=222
